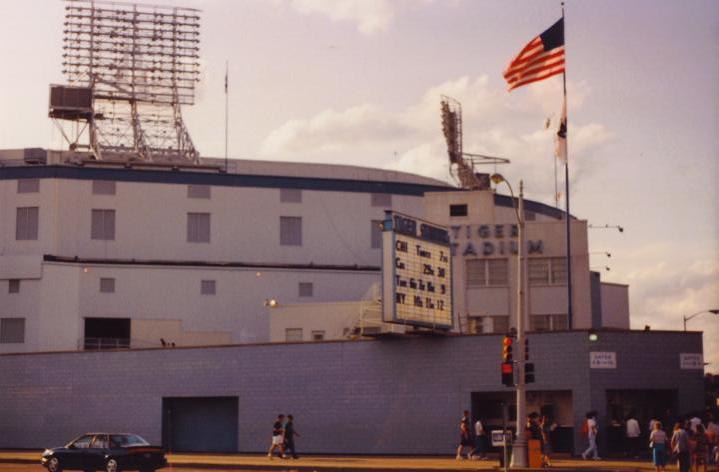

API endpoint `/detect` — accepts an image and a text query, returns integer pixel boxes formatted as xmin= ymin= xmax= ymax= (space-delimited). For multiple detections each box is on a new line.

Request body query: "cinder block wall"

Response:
xmin=0 ymin=331 xmax=704 ymax=454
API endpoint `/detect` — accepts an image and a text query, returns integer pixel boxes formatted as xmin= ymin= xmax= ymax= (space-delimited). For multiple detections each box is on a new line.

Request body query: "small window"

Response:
xmin=8 ymin=279 xmax=20 ymax=294
xmin=529 ymin=258 xmax=567 ymax=285
xmin=91 ymin=209 xmax=116 ymax=240
xmin=467 ymin=259 xmax=509 ymax=287
xmin=371 ymin=219 xmax=383 ymax=249
xmin=299 ymin=282 xmax=313 ymax=297
xmin=285 ymin=328 xmax=303 ymax=342
xmin=99 ymin=278 xmax=115 ymax=293
xmin=92 ymin=180 xmax=116 ymax=195
xmin=280 ymin=188 xmax=302 ymax=203
xmin=187 ymin=213 xmax=211 ymax=243
xmin=450 ymin=204 xmax=468 ymax=217
xmin=371 ymin=193 xmax=392 ymax=207
xmin=17 ymin=179 xmax=39 ymax=193
xmin=491 ymin=315 xmax=510 ymax=334
xmin=201 ymin=280 xmax=216 ymax=295
xmin=280 ymin=216 xmax=302 ymax=246
xmin=188 ymin=185 xmax=211 ymax=199
xmin=0 ymin=318 xmax=25 ymax=343
xmin=16 ymin=207 xmax=39 ymax=240
xmin=311 ymin=330 xmax=325 ymax=341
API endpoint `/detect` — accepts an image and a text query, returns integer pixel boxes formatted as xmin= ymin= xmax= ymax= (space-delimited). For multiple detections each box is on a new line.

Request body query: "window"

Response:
xmin=299 ymin=282 xmax=313 ymax=297
xmin=450 ymin=204 xmax=468 ymax=217
xmin=15 ymin=207 xmax=39 ymax=240
xmin=371 ymin=193 xmax=392 ymax=207
xmin=91 ymin=209 xmax=116 ymax=240
xmin=491 ymin=315 xmax=510 ymax=334
xmin=201 ymin=280 xmax=216 ymax=295
xmin=280 ymin=188 xmax=302 ymax=203
xmin=92 ymin=180 xmax=116 ymax=195
xmin=187 ymin=185 xmax=211 ymax=199
xmin=285 ymin=328 xmax=303 ymax=342
xmin=17 ymin=179 xmax=39 ymax=193
xmin=466 ymin=259 xmax=509 ymax=286
xmin=371 ymin=219 xmax=383 ymax=249
xmin=187 ymin=213 xmax=211 ymax=243
xmin=0 ymin=318 xmax=25 ymax=343
xmin=529 ymin=257 xmax=567 ymax=285
xmin=99 ymin=278 xmax=115 ymax=293
xmin=311 ymin=330 xmax=325 ymax=341
xmin=530 ymin=314 xmax=568 ymax=332
xmin=280 ymin=216 xmax=302 ymax=246
xmin=467 ymin=316 xmax=484 ymax=334
xmin=8 ymin=280 xmax=20 ymax=294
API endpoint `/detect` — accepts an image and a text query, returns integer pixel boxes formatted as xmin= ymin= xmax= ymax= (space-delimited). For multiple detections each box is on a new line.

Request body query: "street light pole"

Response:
xmin=683 ymin=309 xmax=719 ymax=331
xmin=511 ymin=180 xmax=528 ymax=468
xmin=491 ymin=174 xmax=527 ymax=468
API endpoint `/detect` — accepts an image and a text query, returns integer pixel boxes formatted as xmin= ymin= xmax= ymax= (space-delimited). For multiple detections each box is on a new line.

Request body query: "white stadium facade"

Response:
xmin=0 ymin=148 xmax=705 ymax=456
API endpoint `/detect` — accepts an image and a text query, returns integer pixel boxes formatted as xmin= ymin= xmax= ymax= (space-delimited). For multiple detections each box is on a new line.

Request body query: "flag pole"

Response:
xmin=561 ymin=2 xmax=573 ymax=329
xmin=224 ymin=60 xmax=229 ymax=173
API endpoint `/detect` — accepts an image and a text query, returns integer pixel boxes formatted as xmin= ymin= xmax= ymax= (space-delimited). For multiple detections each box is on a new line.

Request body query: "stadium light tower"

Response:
xmin=50 ymin=0 xmax=201 ymax=163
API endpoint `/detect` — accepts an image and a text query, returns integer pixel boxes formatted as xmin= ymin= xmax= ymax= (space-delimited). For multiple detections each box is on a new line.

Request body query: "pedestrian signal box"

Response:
xmin=525 ymin=362 xmax=535 ymax=384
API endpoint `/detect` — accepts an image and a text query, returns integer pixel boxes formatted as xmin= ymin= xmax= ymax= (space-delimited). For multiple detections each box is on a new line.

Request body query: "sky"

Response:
xmin=1 ymin=0 xmax=717 ymax=370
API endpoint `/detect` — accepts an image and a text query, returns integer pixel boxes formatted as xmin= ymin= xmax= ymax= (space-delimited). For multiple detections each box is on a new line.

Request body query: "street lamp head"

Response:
xmin=490 ymin=173 xmax=506 ymax=185
xmin=618 ymin=226 xmax=624 ymax=233
xmin=710 ymin=309 xmax=719 ymax=315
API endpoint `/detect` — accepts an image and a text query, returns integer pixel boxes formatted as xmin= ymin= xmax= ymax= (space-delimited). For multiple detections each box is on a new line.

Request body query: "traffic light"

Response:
xmin=502 ymin=336 xmax=514 ymax=363
xmin=525 ymin=338 xmax=530 ymax=361
xmin=501 ymin=362 xmax=514 ymax=387
xmin=525 ymin=362 xmax=535 ymax=384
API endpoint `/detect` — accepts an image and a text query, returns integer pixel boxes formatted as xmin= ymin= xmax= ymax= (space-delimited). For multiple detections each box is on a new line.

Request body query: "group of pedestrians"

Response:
xmin=456 ymin=410 xmax=489 ymax=460
xmin=527 ymin=412 xmax=555 ymax=467
xmin=267 ymin=413 xmax=300 ymax=460
xmin=648 ymin=416 xmax=718 ymax=472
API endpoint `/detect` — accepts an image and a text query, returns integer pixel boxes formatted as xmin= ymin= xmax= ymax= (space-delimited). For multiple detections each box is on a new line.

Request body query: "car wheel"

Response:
xmin=47 ymin=457 xmax=63 ymax=472
xmin=105 ymin=458 xmax=120 ymax=472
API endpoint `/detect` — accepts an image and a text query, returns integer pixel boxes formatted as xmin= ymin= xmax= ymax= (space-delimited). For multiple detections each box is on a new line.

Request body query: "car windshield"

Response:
xmin=110 ymin=434 xmax=150 ymax=447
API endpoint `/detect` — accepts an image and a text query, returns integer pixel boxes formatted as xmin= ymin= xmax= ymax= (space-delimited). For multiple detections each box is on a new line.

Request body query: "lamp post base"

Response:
xmin=510 ymin=436 xmax=528 ymax=468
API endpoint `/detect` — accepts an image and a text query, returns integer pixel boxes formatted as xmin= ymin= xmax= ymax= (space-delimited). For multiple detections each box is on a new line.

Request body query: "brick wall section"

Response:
xmin=0 ymin=330 xmax=704 ymax=454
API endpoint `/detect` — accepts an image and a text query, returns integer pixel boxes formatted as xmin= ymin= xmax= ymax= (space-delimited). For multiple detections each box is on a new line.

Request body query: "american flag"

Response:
xmin=504 ymin=18 xmax=565 ymax=91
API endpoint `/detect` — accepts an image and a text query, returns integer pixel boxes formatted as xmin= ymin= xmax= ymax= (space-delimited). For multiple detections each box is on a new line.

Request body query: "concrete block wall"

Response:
xmin=0 ymin=331 xmax=704 ymax=455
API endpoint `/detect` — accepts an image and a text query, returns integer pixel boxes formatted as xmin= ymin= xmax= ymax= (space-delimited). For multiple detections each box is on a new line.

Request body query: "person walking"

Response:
xmin=626 ymin=411 xmax=641 ymax=458
xmin=472 ymin=417 xmax=487 ymax=459
xmin=540 ymin=415 xmax=553 ymax=467
xmin=283 ymin=414 xmax=300 ymax=459
xmin=582 ymin=411 xmax=601 ymax=460
xmin=692 ymin=424 xmax=709 ymax=472
xmin=650 ymin=420 xmax=669 ymax=472
xmin=672 ymin=422 xmax=691 ymax=472
xmin=456 ymin=410 xmax=472 ymax=460
xmin=267 ymin=414 xmax=285 ymax=460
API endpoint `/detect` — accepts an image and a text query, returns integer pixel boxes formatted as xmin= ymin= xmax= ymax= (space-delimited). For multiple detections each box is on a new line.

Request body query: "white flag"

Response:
xmin=555 ymin=97 xmax=567 ymax=163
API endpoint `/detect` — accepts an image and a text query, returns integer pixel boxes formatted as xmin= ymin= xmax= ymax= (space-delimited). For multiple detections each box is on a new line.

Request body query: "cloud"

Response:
xmin=259 ymin=74 xmax=613 ymax=205
xmin=288 ymin=0 xmax=395 ymax=35
xmin=623 ymin=247 xmax=719 ymax=371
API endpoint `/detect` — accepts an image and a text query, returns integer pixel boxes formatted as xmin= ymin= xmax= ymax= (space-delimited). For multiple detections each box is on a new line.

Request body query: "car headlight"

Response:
xmin=42 ymin=449 xmax=52 ymax=457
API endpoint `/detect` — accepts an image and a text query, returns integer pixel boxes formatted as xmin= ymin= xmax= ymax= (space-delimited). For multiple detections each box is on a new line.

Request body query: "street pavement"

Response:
xmin=0 ymin=450 xmax=662 ymax=472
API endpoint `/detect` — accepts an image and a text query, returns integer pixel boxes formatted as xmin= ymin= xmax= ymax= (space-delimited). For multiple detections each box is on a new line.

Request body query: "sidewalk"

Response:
xmin=0 ymin=450 xmax=657 ymax=471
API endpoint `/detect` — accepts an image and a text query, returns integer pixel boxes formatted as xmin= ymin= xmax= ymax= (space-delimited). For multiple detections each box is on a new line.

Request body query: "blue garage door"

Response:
xmin=163 ymin=397 xmax=238 ymax=452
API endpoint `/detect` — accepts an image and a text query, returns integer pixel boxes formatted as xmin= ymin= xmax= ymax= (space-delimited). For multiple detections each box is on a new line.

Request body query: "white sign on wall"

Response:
xmin=679 ymin=353 xmax=704 ymax=370
xmin=382 ymin=211 xmax=453 ymax=329
xmin=590 ymin=351 xmax=617 ymax=369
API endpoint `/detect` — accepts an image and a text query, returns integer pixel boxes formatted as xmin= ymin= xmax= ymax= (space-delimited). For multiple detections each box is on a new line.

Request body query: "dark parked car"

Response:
xmin=41 ymin=433 xmax=167 ymax=472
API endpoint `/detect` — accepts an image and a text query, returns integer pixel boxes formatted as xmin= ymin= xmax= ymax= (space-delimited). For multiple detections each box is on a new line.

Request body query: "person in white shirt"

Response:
xmin=626 ymin=412 xmax=641 ymax=458
xmin=472 ymin=419 xmax=487 ymax=459
xmin=582 ymin=411 xmax=601 ymax=460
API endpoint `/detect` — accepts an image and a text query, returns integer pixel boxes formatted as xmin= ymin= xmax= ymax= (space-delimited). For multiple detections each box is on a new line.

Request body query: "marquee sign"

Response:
xmin=382 ymin=211 xmax=453 ymax=329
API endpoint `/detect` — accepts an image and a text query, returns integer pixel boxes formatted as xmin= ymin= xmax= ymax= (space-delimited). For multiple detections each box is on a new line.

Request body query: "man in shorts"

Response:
xmin=267 ymin=414 xmax=285 ymax=459
xmin=456 ymin=410 xmax=473 ymax=460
